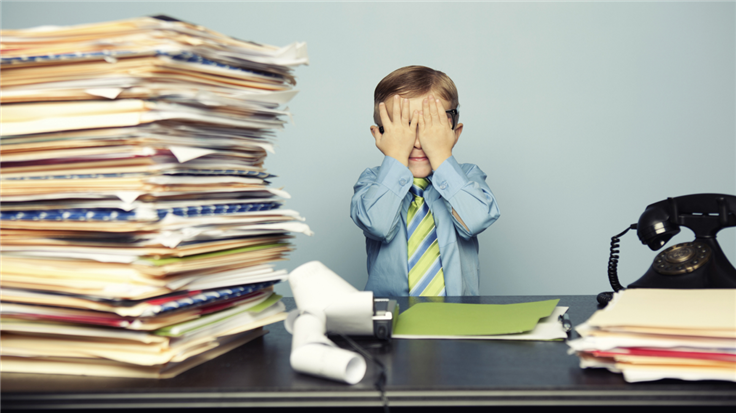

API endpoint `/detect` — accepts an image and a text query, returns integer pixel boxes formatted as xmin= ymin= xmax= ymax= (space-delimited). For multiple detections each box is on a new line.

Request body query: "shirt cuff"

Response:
xmin=376 ymin=156 xmax=413 ymax=196
xmin=430 ymin=155 xmax=468 ymax=199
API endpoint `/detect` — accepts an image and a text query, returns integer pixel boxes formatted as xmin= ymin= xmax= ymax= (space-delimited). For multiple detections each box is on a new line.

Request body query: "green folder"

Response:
xmin=393 ymin=299 xmax=559 ymax=336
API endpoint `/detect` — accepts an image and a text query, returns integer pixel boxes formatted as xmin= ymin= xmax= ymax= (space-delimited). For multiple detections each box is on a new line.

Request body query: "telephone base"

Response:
xmin=629 ymin=239 xmax=736 ymax=289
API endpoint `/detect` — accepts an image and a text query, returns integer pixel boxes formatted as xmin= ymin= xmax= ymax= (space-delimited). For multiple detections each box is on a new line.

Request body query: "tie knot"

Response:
xmin=410 ymin=178 xmax=429 ymax=198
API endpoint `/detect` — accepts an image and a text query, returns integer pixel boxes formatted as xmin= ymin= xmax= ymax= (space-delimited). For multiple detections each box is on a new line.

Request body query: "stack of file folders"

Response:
xmin=0 ymin=15 xmax=311 ymax=378
xmin=568 ymin=288 xmax=736 ymax=383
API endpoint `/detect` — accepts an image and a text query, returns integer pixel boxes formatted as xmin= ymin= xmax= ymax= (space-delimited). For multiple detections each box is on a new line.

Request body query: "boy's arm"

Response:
xmin=351 ymin=156 xmax=413 ymax=242
xmin=431 ymin=156 xmax=500 ymax=240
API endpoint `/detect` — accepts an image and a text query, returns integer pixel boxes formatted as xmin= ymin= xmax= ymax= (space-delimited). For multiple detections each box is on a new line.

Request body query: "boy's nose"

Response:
xmin=414 ymin=135 xmax=422 ymax=148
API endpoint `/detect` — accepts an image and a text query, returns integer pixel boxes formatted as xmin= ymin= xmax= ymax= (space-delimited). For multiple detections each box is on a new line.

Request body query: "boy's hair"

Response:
xmin=373 ymin=65 xmax=459 ymax=126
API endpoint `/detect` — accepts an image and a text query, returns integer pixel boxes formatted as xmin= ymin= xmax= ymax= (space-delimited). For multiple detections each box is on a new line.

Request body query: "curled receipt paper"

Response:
xmin=285 ymin=261 xmax=372 ymax=384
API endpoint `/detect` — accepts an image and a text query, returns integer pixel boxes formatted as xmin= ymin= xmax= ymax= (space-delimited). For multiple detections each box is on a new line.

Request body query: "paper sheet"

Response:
xmin=588 ymin=288 xmax=736 ymax=330
xmin=395 ymin=306 xmax=569 ymax=341
xmin=0 ymin=328 xmax=267 ymax=379
xmin=393 ymin=299 xmax=560 ymax=337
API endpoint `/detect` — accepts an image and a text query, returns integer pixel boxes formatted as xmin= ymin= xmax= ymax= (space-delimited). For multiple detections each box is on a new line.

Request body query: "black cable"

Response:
xmin=339 ymin=334 xmax=389 ymax=413
xmin=598 ymin=224 xmax=637 ymax=305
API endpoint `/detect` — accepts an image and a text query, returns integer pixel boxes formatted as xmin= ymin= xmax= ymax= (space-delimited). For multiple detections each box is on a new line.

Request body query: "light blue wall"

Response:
xmin=3 ymin=1 xmax=735 ymax=296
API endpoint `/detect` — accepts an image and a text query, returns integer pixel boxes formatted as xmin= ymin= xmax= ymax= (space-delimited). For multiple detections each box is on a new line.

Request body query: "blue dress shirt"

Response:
xmin=351 ymin=155 xmax=500 ymax=296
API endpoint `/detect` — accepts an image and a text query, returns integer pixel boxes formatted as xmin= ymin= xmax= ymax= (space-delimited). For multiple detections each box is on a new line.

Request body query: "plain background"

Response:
xmin=3 ymin=1 xmax=735 ymax=297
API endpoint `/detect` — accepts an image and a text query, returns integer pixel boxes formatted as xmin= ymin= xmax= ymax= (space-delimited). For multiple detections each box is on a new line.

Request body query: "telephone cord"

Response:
xmin=599 ymin=224 xmax=637 ymax=305
xmin=338 ymin=333 xmax=390 ymax=413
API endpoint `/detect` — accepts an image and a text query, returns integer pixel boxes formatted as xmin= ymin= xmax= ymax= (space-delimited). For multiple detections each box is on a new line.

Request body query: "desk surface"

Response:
xmin=2 ymin=295 xmax=735 ymax=409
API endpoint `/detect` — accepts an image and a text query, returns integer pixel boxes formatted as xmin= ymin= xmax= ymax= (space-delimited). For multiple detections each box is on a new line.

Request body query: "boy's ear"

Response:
xmin=370 ymin=125 xmax=381 ymax=139
xmin=453 ymin=123 xmax=464 ymax=146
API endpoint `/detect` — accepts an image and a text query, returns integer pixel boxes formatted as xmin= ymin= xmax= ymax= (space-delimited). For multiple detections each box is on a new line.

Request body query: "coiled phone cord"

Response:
xmin=598 ymin=224 xmax=637 ymax=305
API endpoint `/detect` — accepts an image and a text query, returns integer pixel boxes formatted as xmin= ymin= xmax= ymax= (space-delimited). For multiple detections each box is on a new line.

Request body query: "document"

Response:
xmin=568 ymin=288 xmax=736 ymax=383
xmin=392 ymin=299 xmax=563 ymax=339
xmin=0 ymin=14 xmax=309 ymax=378
xmin=586 ymin=288 xmax=736 ymax=332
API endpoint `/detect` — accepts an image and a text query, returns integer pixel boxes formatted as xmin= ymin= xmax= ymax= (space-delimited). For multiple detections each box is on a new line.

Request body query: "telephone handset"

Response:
xmin=599 ymin=194 xmax=736 ymax=305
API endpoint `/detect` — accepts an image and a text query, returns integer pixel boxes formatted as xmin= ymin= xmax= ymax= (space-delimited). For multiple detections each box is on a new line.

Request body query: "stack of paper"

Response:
xmin=0 ymin=15 xmax=310 ymax=378
xmin=568 ymin=289 xmax=736 ymax=383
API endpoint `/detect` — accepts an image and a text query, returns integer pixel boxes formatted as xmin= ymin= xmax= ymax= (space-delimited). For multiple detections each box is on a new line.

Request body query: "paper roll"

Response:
xmin=290 ymin=344 xmax=367 ymax=385
xmin=291 ymin=311 xmax=330 ymax=349
xmin=289 ymin=311 xmax=366 ymax=384
xmin=324 ymin=291 xmax=374 ymax=336
xmin=289 ymin=261 xmax=361 ymax=311
xmin=283 ymin=309 xmax=299 ymax=334
xmin=286 ymin=261 xmax=372 ymax=384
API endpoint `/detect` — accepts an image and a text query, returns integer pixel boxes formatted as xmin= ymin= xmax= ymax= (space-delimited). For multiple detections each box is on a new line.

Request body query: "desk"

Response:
xmin=2 ymin=296 xmax=735 ymax=410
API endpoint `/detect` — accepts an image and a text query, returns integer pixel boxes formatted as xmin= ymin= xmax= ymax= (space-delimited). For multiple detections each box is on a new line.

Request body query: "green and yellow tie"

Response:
xmin=407 ymin=178 xmax=446 ymax=296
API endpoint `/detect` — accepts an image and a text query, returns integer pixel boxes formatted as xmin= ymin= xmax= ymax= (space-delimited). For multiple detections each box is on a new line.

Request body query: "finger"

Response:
xmin=391 ymin=94 xmax=401 ymax=125
xmin=438 ymin=99 xmax=452 ymax=128
xmin=410 ymin=110 xmax=419 ymax=132
xmin=429 ymin=96 xmax=440 ymax=122
xmin=378 ymin=102 xmax=390 ymax=131
xmin=417 ymin=109 xmax=425 ymax=132
xmin=401 ymin=98 xmax=410 ymax=125
xmin=422 ymin=97 xmax=431 ymax=125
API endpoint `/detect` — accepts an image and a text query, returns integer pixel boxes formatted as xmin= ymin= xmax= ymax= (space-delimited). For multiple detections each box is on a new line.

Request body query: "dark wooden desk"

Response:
xmin=2 ymin=296 xmax=735 ymax=410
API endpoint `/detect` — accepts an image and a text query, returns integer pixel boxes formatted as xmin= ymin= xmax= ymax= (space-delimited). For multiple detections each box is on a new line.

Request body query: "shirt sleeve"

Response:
xmin=350 ymin=156 xmax=414 ymax=243
xmin=430 ymin=156 xmax=500 ymax=240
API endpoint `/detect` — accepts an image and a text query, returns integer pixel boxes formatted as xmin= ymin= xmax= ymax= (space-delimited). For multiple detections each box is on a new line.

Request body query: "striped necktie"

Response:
xmin=407 ymin=178 xmax=446 ymax=296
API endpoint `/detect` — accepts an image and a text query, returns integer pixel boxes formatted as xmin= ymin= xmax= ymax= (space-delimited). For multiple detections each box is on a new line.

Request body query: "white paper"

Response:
xmin=577 ymin=353 xmax=736 ymax=383
xmin=289 ymin=261 xmax=363 ymax=311
xmin=115 ymin=191 xmax=143 ymax=204
xmin=288 ymin=311 xmax=366 ymax=385
xmin=85 ymin=88 xmax=123 ymax=99
xmin=621 ymin=365 xmax=736 ymax=383
xmin=0 ymin=250 xmax=138 ymax=264
xmin=168 ymin=145 xmax=217 ymax=163
xmin=324 ymin=292 xmax=375 ymax=336
xmin=290 ymin=344 xmax=366 ymax=385
xmin=286 ymin=261 xmax=374 ymax=384
xmin=569 ymin=323 xmax=736 ymax=352
xmin=146 ymin=175 xmax=263 ymax=185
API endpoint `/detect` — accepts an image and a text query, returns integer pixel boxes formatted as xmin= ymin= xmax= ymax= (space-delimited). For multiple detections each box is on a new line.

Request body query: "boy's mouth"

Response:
xmin=409 ymin=156 xmax=428 ymax=162
xmin=409 ymin=152 xmax=428 ymax=162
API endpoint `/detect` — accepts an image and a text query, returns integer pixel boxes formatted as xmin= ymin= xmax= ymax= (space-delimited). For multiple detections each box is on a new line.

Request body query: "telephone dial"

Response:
xmin=598 ymin=194 xmax=736 ymax=305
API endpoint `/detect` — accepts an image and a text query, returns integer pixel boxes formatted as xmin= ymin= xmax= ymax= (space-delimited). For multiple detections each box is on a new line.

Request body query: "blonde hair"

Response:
xmin=373 ymin=65 xmax=459 ymax=126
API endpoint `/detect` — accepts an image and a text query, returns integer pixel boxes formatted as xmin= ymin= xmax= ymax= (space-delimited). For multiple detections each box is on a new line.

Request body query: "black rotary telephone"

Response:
xmin=599 ymin=194 xmax=736 ymax=305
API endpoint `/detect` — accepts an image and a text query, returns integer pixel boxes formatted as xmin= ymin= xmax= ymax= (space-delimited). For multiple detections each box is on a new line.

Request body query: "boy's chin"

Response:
xmin=409 ymin=166 xmax=432 ymax=178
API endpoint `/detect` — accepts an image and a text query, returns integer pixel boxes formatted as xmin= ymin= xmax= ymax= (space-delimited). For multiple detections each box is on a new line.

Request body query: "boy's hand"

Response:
xmin=417 ymin=95 xmax=456 ymax=169
xmin=371 ymin=95 xmax=418 ymax=167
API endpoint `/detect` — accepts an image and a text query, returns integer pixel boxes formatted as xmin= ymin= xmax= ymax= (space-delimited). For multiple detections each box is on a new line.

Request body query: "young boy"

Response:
xmin=350 ymin=66 xmax=500 ymax=297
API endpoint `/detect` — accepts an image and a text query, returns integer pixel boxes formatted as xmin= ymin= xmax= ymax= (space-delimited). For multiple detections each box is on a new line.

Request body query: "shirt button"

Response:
xmin=440 ymin=181 xmax=448 ymax=189
xmin=399 ymin=179 xmax=407 ymax=185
